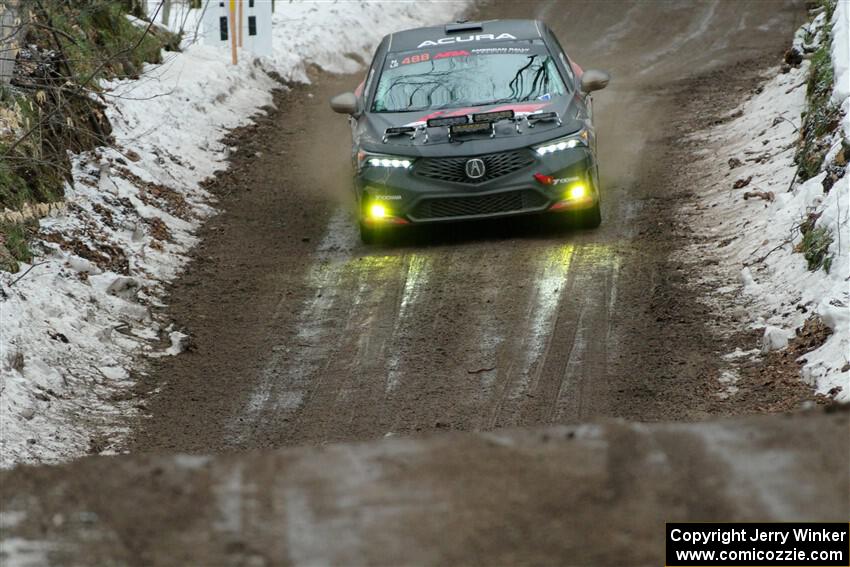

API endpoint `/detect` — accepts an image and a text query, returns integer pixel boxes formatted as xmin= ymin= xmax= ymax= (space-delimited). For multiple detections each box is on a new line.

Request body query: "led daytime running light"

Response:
xmin=366 ymin=157 xmax=412 ymax=169
xmin=534 ymin=131 xmax=588 ymax=156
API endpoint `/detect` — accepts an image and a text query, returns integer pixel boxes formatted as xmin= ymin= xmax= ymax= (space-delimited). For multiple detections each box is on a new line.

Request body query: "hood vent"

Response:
xmin=445 ymin=21 xmax=484 ymax=33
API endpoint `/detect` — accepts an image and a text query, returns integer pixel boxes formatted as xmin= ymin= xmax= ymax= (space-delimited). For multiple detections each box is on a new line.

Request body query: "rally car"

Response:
xmin=330 ymin=19 xmax=610 ymax=243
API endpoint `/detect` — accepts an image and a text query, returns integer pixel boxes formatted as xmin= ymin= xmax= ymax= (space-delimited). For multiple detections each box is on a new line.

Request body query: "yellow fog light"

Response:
xmin=567 ymin=183 xmax=587 ymax=200
xmin=369 ymin=203 xmax=388 ymax=219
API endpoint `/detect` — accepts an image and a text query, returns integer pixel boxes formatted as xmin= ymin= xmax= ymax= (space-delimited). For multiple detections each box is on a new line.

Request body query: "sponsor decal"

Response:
xmin=417 ymin=33 xmax=517 ymax=48
xmin=533 ymin=173 xmax=581 ymax=186
xmin=373 ymin=194 xmax=403 ymax=200
xmin=469 ymin=47 xmax=532 ymax=55
xmin=434 ymin=49 xmax=470 ymax=59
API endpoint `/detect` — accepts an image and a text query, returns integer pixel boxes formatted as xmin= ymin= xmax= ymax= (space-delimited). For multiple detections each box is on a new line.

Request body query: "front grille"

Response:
xmin=413 ymin=150 xmax=535 ymax=184
xmin=411 ymin=190 xmax=548 ymax=220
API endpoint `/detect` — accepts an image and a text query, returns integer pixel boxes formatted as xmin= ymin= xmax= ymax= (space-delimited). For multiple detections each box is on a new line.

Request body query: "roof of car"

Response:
xmin=387 ymin=19 xmax=545 ymax=53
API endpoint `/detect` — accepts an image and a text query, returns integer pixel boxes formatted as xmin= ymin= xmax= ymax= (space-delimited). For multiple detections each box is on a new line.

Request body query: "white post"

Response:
xmin=161 ymin=0 xmax=172 ymax=27
xmin=0 ymin=0 xmax=23 ymax=86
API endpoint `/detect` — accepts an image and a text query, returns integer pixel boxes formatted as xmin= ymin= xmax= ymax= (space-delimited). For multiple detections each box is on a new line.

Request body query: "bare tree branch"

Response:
xmin=2 ymin=1 xmax=165 ymax=157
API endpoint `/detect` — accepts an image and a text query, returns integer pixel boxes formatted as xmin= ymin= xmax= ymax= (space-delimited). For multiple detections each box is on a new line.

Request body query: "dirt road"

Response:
xmin=129 ymin=0 xmax=813 ymax=455
xmin=3 ymin=411 xmax=848 ymax=565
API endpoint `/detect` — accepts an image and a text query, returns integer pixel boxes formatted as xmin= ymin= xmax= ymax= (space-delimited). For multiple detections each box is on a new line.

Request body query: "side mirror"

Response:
xmin=580 ymin=69 xmax=610 ymax=93
xmin=330 ymin=92 xmax=358 ymax=115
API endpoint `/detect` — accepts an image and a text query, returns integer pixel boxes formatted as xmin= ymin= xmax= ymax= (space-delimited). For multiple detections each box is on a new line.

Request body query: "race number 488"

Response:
xmin=402 ymin=53 xmax=430 ymax=65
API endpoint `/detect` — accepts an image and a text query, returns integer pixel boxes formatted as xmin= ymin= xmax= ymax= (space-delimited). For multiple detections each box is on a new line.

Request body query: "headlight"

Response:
xmin=358 ymin=151 xmax=413 ymax=170
xmin=534 ymin=129 xmax=589 ymax=156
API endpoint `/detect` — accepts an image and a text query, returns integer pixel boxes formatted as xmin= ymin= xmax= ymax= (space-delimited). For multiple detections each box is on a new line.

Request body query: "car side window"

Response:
xmin=360 ymin=40 xmax=385 ymax=103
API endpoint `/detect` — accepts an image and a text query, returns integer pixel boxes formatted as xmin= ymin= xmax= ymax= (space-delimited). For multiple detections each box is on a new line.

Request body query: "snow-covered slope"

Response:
xmin=686 ymin=5 xmax=849 ymax=401
xmin=0 ymin=1 xmax=471 ymax=468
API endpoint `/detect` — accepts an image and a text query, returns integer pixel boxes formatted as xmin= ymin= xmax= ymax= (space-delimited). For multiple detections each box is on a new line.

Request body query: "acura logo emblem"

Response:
xmin=465 ymin=158 xmax=486 ymax=179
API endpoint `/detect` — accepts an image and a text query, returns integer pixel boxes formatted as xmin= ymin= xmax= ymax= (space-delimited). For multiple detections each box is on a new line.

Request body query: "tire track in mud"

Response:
xmin=234 ymin=215 xmax=628 ymax=447
xmin=232 ymin=205 xmax=624 ymax=446
xmin=550 ymin=250 xmax=620 ymax=423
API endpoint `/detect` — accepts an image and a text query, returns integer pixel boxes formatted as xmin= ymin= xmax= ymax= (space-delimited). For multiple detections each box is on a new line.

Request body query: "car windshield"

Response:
xmin=372 ymin=43 xmax=567 ymax=113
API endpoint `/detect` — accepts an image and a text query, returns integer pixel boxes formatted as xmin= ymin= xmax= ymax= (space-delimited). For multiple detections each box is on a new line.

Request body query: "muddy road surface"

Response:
xmin=130 ymin=1 xmax=810 ymax=454
xmin=5 ymin=412 xmax=849 ymax=565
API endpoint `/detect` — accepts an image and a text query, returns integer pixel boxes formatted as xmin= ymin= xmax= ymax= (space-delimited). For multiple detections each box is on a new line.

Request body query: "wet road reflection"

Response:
xmin=233 ymin=210 xmax=625 ymax=446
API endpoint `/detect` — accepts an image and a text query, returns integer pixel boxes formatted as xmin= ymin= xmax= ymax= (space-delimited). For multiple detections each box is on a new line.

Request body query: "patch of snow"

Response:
xmin=1 ymin=1 xmax=472 ymax=468
xmin=722 ymin=347 xmax=761 ymax=361
xmin=793 ymin=11 xmax=827 ymax=54
xmin=761 ymin=325 xmax=795 ymax=354
xmin=717 ymin=370 xmax=740 ymax=399
xmin=149 ymin=330 xmax=189 ymax=358
xmin=682 ymin=11 xmax=849 ymax=402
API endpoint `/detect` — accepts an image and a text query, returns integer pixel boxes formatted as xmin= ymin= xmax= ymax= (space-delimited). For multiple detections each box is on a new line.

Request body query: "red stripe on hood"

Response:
xmin=417 ymin=107 xmax=478 ymax=122
xmin=414 ymin=102 xmax=551 ymax=123
xmin=487 ymin=102 xmax=549 ymax=114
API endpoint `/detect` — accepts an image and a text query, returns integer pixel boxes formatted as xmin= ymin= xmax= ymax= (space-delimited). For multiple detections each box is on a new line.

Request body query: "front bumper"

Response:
xmin=355 ymin=146 xmax=598 ymax=225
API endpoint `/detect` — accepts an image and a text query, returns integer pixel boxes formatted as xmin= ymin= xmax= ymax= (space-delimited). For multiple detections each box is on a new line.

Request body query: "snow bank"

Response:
xmin=685 ymin=7 xmax=849 ymax=402
xmin=1 ymin=1 xmax=471 ymax=468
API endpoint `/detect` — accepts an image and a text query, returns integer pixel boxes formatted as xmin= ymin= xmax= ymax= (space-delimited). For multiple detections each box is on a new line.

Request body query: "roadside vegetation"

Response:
xmin=796 ymin=40 xmax=840 ymax=181
xmin=794 ymin=0 xmax=843 ymax=273
xmin=0 ymin=0 xmax=176 ymax=271
xmin=0 ymin=219 xmax=34 ymax=272
xmin=798 ymin=221 xmax=835 ymax=272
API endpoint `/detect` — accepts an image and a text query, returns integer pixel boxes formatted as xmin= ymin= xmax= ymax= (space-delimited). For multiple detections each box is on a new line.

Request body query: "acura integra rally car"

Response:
xmin=330 ymin=19 xmax=610 ymax=243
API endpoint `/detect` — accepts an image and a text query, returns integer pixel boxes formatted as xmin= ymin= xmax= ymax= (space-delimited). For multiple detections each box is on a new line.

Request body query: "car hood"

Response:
xmin=359 ymin=95 xmax=586 ymax=158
